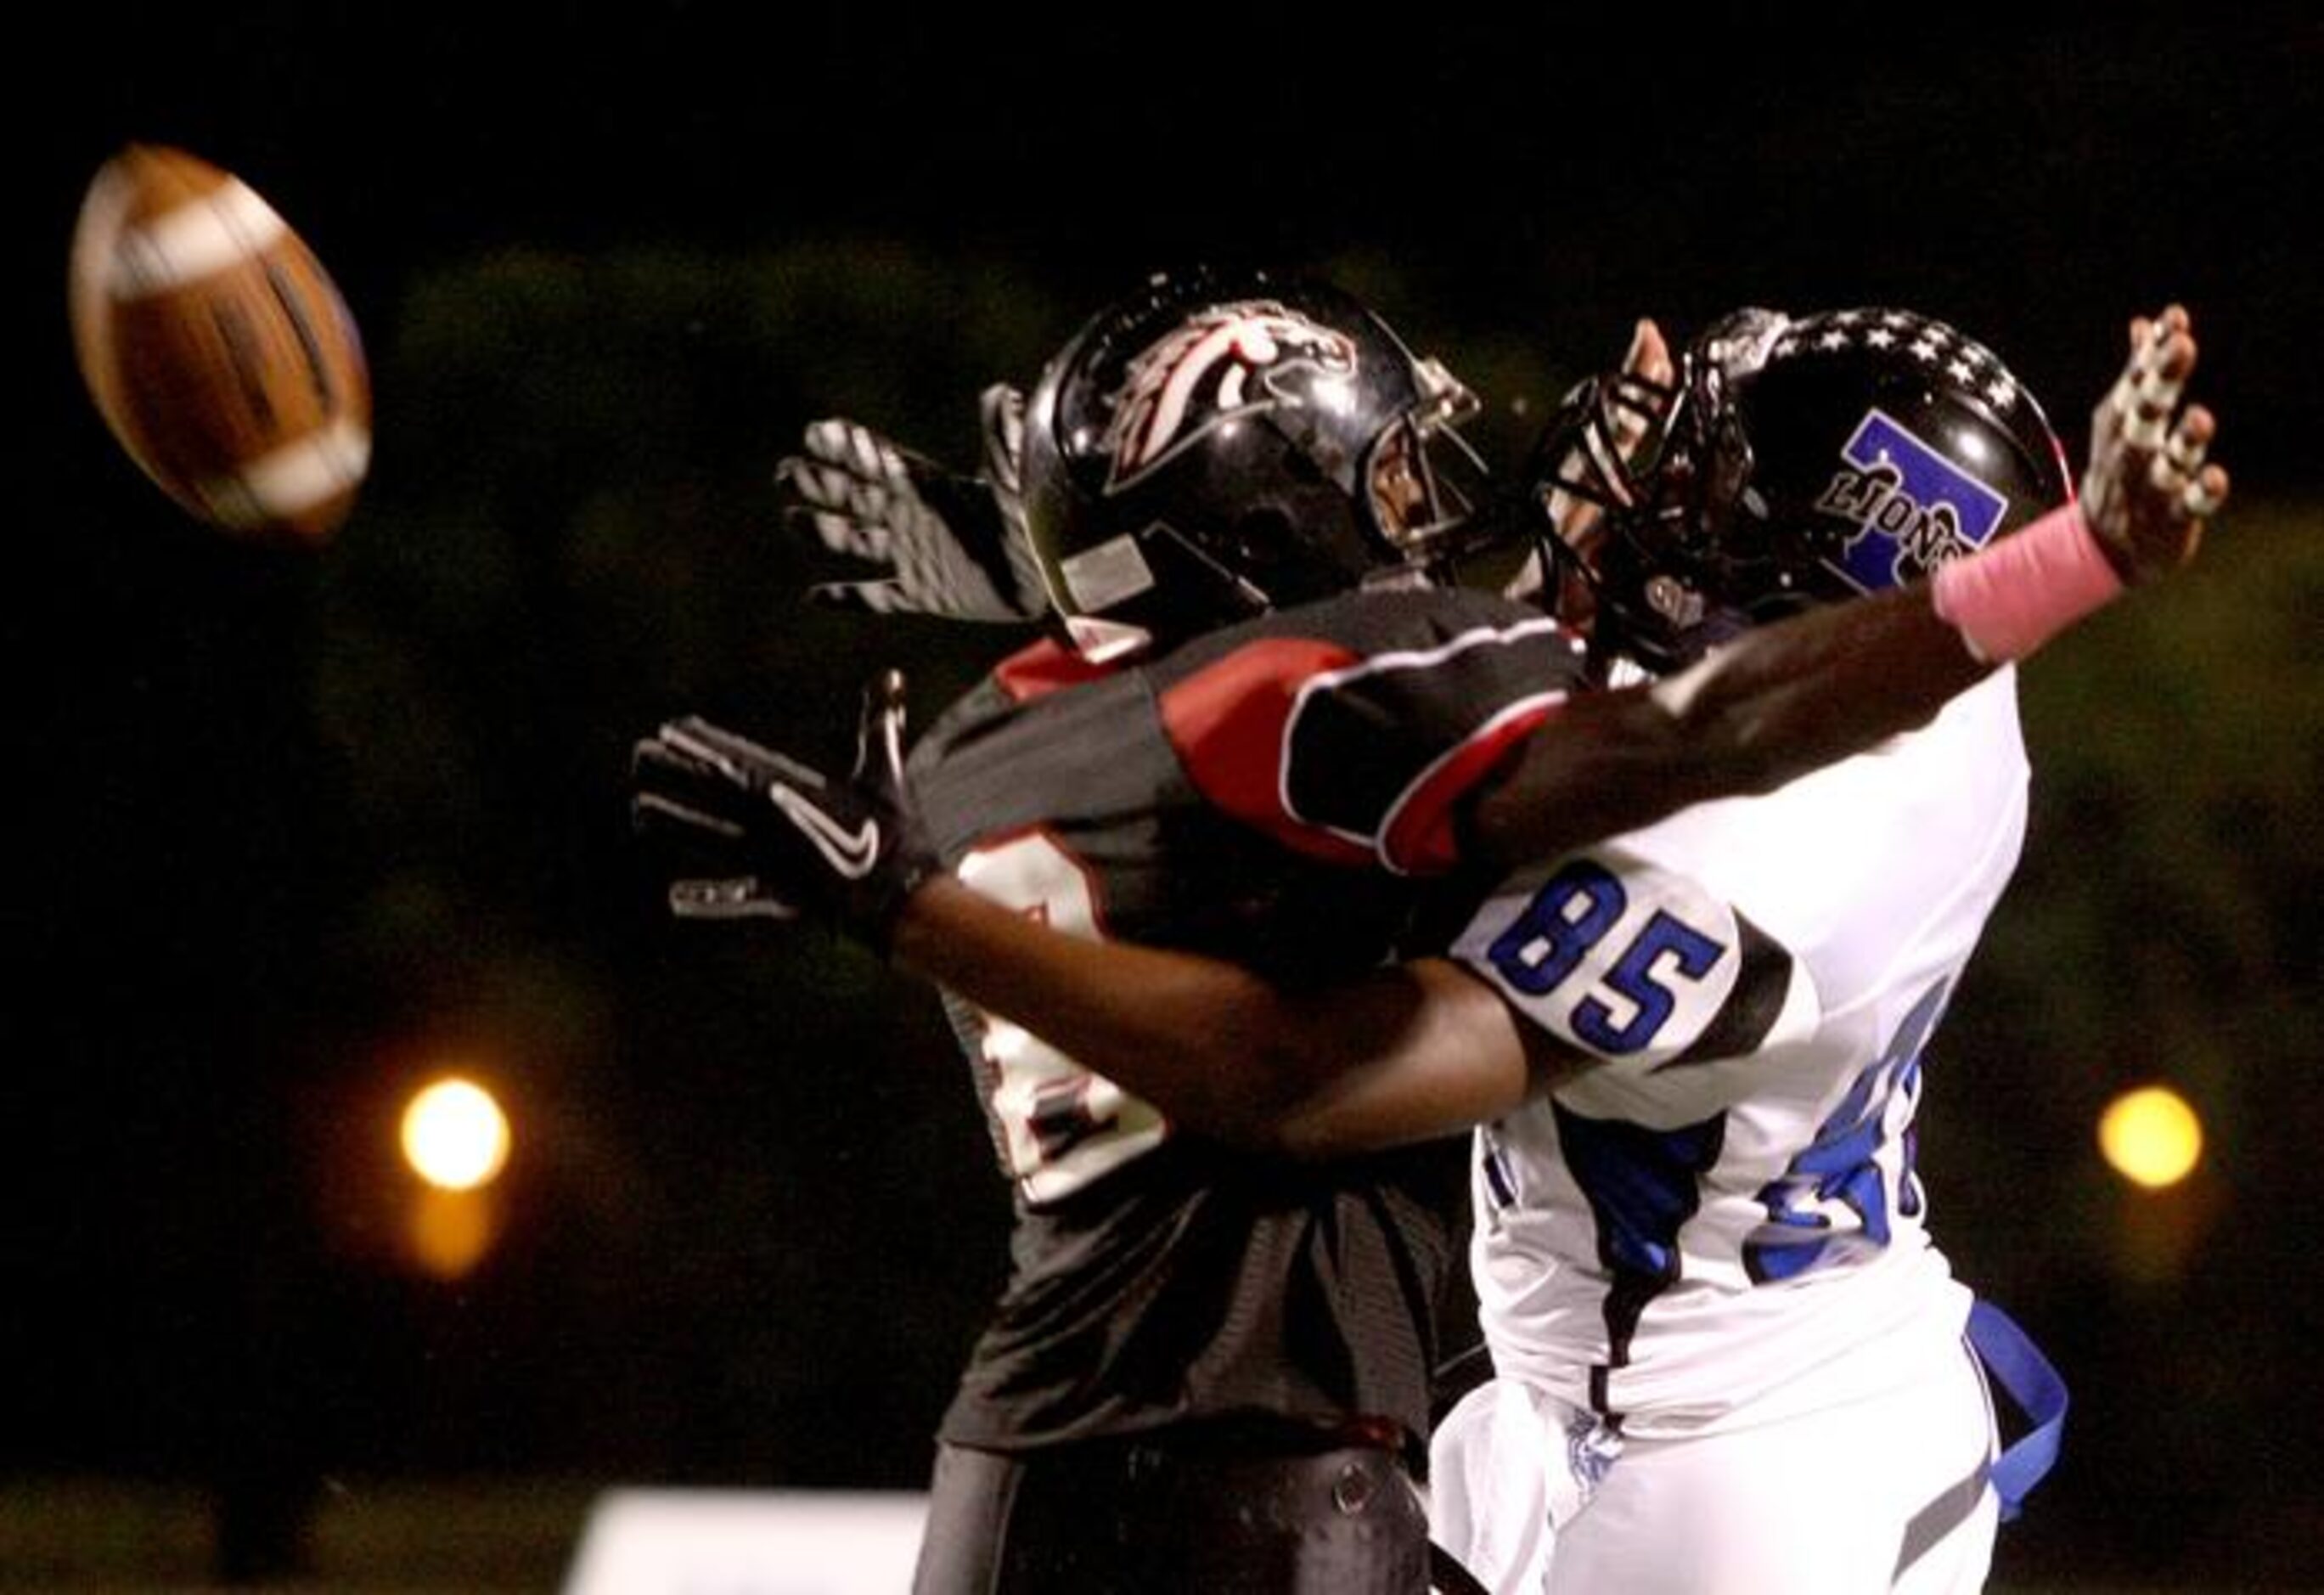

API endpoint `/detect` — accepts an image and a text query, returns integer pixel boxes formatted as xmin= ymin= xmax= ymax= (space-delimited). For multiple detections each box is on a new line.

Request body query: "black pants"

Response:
xmin=914 ymin=1423 xmax=1431 ymax=1594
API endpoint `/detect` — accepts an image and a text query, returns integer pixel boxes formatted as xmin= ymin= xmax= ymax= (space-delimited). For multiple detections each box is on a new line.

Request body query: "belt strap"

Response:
xmin=1967 ymin=1297 xmax=2069 ymax=1521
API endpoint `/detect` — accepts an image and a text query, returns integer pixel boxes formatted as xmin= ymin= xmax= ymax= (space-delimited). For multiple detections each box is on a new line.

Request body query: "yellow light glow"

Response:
xmin=399 ymin=1077 xmax=512 ymax=1192
xmin=407 ymin=1186 xmax=498 ymax=1280
xmin=2098 ymin=1085 xmax=2203 ymax=1190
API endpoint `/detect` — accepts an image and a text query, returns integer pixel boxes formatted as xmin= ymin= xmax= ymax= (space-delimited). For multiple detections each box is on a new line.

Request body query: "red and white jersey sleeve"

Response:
xmin=1150 ymin=589 xmax=1583 ymax=875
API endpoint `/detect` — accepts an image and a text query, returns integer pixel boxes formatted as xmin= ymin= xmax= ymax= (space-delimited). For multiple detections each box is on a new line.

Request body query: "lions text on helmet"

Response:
xmin=1530 ymin=307 xmax=2070 ymax=679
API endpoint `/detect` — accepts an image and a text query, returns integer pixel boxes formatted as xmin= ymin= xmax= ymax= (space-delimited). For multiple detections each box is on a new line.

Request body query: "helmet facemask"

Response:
xmin=1528 ymin=305 xmax=2068 ymax=680
xmin=1528 ymin=352 xmax=1774 ymax=676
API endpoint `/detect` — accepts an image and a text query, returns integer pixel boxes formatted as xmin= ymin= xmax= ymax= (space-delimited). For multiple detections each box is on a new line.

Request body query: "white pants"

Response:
xmin=1429 ymin=1327 xmax=1999 ymax=1595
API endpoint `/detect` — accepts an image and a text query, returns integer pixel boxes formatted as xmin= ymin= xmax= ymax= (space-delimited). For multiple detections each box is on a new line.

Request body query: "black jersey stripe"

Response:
xmin=1655 ymin=912 xmax=1796 ymax=1070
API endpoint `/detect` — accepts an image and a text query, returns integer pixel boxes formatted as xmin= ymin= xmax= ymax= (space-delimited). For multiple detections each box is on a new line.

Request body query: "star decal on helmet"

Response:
xmin=1770 ymin=311 xmax=2023 ymax=417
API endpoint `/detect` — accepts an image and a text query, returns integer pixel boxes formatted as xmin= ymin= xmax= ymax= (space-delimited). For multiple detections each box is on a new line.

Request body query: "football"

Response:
xmin=68 ymin=144 xmax=371 ymax=543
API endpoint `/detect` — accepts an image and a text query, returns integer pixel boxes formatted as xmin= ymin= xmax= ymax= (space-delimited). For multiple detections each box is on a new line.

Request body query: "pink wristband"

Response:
xmin=1930 ymin=502 xmax=2124 ymax=663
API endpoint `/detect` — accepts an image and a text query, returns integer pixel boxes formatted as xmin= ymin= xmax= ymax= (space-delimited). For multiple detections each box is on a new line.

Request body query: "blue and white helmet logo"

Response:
xmin=1812 ymin=408 xmax=2009 ymax=593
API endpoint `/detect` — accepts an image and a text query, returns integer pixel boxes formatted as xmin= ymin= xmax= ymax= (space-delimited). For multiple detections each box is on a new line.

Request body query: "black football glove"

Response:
xmin=630 ymin=670 xmax=937 ymax=952
xmin=777 ymin=383 xmax=1050 ymax=622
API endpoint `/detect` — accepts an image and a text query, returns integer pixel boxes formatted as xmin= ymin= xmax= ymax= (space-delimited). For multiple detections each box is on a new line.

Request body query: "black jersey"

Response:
xmin=908 ymin=585 xmax=1590 ymax=1457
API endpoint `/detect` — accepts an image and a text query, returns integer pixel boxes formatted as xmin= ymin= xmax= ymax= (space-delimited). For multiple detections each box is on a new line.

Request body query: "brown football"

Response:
xmin=68 ymin=144 xmax=371 ymax=543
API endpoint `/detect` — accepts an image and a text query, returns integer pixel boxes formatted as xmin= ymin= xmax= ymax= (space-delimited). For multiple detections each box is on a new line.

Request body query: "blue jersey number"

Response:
xmin=1485 ymin=859 xmax=1726 ymax=1056
xmin=1746 ymin=976 xmax=1950 ymax=1282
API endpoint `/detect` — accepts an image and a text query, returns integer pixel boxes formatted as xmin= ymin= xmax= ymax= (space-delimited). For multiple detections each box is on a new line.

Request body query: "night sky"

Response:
xmin=8 ymin=6 xmax=2320 ymax=1584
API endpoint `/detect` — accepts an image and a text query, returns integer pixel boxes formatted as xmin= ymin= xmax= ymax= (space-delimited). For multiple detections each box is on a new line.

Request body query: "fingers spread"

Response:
xmin=631 ymin=735 xmax=724 ymax=789
xmin=2112 ymin=316 xmax=2190 ymax=453
xmin=2168 ymin=404 xmax=2214 ymax=471
xmin=632 ymin=789 xmax=746 ymax=841
xmin=656 ymin=719 xmax=755 ymax=783
xmin=667 ymin=878 xmax=798 ymax=921
xmin=800 ymin=418 xmax=917 ymax=492
xmin=2180 ymin=464 xmax=2228 ymax=521
xmin=796 ymin=507 xmax=891 ymax=561
xmin=778 ymin=450 xmax=904 ymax=558
xmin=802 ymin=418 xmax=857 ymax=467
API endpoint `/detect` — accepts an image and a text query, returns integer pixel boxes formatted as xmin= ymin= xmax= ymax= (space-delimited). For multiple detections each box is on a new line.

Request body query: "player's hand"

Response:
xmin=1601 ymin=317 xmax=1675 ymax=464
xmin=1511 ymin=318 xmax=1674 ymax=607
xmin=630 ymin=671 xmax=937 ymax=951
xmin=778 ymin=384 xmax=1050 ymax=622
xmin=2079 ymin=304 xmax=2229 ymax=584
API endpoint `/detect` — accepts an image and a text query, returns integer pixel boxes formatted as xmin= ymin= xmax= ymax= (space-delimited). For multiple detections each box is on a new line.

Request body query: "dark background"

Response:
xmin=8 ymin=7 xmax=2320 ymax=1587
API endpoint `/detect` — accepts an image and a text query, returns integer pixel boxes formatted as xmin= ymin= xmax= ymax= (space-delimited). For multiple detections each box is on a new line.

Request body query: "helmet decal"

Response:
xmin=1769 ymin=309 xmax=2023 ymax=417
xmin=1021 ymin=268 xmax=1491 ymax=662
xmin=1815 ymin=408 xmax=2010 ymax=593
xmin=1101 ymin=301 xmax=1359 ymax=491
xmin=1566 ymin=303 xmax=2068 ymax=675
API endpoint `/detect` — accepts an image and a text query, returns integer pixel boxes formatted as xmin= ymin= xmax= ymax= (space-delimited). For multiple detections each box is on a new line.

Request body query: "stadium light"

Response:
xmin=400 ymin=1075 xmax=513 ymax=1192
xmin=2097 ymin=1084 xmax=2203 ymax=1191
xmin=407 ymin=1185 xmax=497 ymax=1280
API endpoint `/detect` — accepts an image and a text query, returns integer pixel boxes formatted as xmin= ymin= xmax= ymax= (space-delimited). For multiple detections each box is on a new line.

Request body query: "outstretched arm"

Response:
xmin=631 ymin=676 xmax=1565 ymax=1154
xmin=1466 ymin=304 xmax=2225 ymax=868
xmin=884 ymin=305 xmax=2232 ymax=1153
xmin=640 ymin=307 xmax=2227 ymax=1157
xmin=887 ymin=882 xmax=1572 ymax=1157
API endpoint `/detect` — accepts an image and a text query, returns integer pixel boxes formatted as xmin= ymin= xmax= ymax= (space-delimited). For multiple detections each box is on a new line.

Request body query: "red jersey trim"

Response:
xmin=1156 ymin=637 xmax=1376 ymax=867
xmin=1379 ymin=695 xmax=1565 ymax=874
xmin=993 ymin=636 xmax=1117 ymax=703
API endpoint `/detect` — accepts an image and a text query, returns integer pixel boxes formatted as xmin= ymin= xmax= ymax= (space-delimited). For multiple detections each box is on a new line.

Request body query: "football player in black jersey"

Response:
xmin=633 ymin=277 xmax=2222 ymax=1593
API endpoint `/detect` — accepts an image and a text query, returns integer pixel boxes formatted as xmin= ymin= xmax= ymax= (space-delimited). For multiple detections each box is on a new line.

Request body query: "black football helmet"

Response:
xmin=1019 ymin=268 xmax=1491 ymax=662
xmin=1536 ymin=306 xmax=2074 ymax=675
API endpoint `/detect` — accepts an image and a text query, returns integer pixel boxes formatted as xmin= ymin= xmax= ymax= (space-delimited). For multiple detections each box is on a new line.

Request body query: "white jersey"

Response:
xmin=1450 ymin=668 xmax=2028 ymax=1438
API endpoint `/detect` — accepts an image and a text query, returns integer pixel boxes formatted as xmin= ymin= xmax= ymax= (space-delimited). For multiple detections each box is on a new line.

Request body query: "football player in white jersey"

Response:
xmin=705 ymin=299 xmax=2224 ymax=1593
xmin=1414 ymin=305 xmax=2079 ymax=1595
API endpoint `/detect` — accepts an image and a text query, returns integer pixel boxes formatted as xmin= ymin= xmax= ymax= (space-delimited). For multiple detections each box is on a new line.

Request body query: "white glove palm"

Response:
xmin=780 ymin=384 xmax=1049 ymax=622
